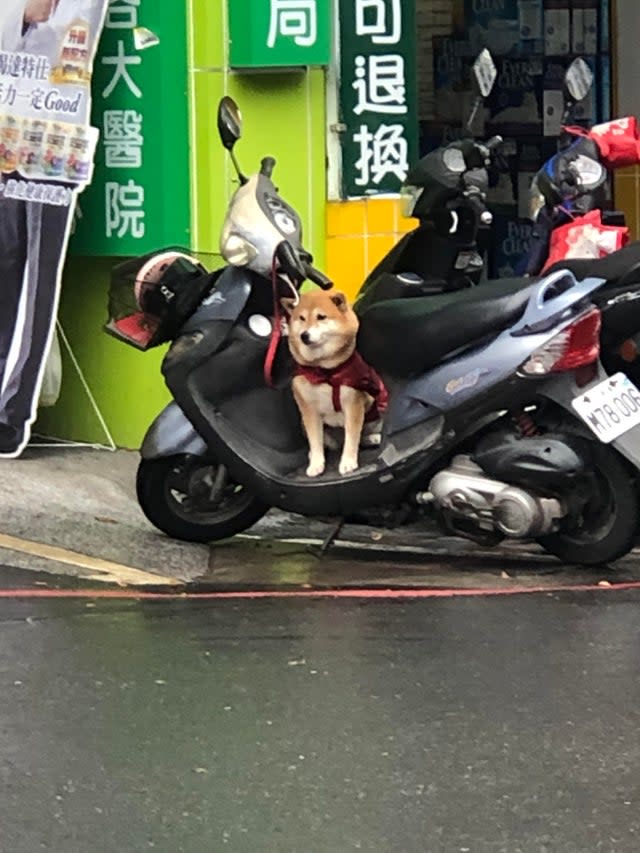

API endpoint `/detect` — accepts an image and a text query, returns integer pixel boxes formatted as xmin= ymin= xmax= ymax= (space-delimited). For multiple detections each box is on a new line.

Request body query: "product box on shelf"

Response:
xmin=433 ymin=36 xmax=467 ymax=124
xmin=544 ymin=0 xmax=571 ymax=55
xmin=519 ymin=0 xmax=544 ymax=43
xmin=571 ymin=0 xmax=599 ymax=55
xmin=487 ymin=56 xmax=544 ymax=134
xmin=454 ymin=0 xmax=543 ymax=56
xmin=489 ymin=210 xmax=534 ymax=278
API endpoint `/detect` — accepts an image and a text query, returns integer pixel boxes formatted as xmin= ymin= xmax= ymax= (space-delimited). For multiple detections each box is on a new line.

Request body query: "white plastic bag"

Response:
xmin=38 ymin=328 xmax=62 ymax=408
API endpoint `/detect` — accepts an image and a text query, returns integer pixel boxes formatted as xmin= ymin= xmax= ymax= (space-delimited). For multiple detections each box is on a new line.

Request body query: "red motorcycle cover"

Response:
xmin=542 ymin=209 xmax=630 ymax=273
xmin=565 ymin=117 xmax=640 ymax=169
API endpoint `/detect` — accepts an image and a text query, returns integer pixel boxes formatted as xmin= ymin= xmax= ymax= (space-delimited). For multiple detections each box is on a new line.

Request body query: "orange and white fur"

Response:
xmin=282 ymin=289 xmax=382 ymax=478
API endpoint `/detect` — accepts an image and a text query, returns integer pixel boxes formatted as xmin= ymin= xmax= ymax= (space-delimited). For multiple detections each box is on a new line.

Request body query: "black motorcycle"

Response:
xmin=354 ymin=54 xmax=640 ymax=387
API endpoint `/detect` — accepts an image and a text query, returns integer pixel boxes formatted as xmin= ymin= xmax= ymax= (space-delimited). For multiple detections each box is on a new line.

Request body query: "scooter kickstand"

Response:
xmin=318 ymin=518 xmax=345 ymax=556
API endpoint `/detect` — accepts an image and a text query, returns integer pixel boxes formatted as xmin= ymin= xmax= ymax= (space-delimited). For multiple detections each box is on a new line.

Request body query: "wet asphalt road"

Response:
xmin=1 ymin=587 xmax=639 ymax=853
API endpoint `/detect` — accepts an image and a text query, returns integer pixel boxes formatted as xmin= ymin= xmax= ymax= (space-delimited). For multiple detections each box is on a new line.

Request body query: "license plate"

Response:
xmin=572 ymin=373 xmax=640 ymax=443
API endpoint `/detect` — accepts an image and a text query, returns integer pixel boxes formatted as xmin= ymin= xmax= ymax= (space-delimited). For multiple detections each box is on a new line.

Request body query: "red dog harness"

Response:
xmin=295 ymin=351 xmax=388 ymax=422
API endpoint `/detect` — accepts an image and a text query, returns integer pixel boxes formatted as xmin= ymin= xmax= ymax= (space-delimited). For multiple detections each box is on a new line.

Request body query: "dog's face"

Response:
xmin=282 ymin=289 xmax=358 ymax=368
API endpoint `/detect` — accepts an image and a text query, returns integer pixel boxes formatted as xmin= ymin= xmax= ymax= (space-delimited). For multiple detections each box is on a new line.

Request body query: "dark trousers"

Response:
xmin=0 ymin=196 xmax=71 ymax=429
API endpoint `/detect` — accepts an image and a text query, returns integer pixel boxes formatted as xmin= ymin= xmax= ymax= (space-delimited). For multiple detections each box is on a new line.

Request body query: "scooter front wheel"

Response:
xmin=136 ymin=455 xmax=269 ymax=543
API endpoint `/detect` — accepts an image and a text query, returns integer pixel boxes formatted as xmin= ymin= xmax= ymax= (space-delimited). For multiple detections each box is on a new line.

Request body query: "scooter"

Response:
xmin=357 ymin=55 xmax=629 ymax=300
xmin=524 ymin=79 xmax=638 ymax=276
xmin=521 ymin=65 xmax=640 ymax=376
xmin=355 ymin=53 xmax=640 ymax=386
xmin=354 ymin=50 xmax=505 ymax=305
xmin=111 ymin=96 xmax=640 ymax=566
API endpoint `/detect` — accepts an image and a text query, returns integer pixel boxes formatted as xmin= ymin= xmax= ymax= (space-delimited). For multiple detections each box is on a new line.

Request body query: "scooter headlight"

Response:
xmin=401 ymin=184 xmax=423 ymax=218
xmin=221 ymin=233 xmax=259 ymax=266
xmin=528 ymin=176 xmax=546 ymax=223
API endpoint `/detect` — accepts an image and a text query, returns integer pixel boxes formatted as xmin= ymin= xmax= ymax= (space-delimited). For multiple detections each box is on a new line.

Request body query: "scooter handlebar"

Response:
xmin=464 ymin=188 xmax=493 ymax=228
xmin=304 ymin=263 xmax=334 ymax=290
xmin=460 ymin=136 xmax=503 ymax=169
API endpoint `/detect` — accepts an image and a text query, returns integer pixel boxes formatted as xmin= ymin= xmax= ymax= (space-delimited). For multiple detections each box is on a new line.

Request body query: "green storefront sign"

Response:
xmin=71 ymin=0 xmax=190 ymax=256
xmin=339 ymin=0 xmax=417 ymax=197
xmin=229 ymin=0 xmax=331 ymax=68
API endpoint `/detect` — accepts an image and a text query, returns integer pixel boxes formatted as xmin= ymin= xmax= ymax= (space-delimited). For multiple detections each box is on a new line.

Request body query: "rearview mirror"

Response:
xmin=217 ymin=97 xmax=242 ymax=150
xmin=472 ymin=49 xmax=497 ymax=99
xmin=564 ymin=58 xmax=593 ymax=104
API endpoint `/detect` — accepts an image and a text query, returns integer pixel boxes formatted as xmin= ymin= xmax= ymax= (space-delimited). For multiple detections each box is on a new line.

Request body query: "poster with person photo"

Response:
xmin=0 ymin=0 xmax=108 ymax=457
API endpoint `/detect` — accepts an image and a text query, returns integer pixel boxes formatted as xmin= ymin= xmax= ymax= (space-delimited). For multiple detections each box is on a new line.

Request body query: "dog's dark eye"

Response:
xmin=317 ymin=313 xmax=327 ymax=321
xmin=299 ymin=315 xmax=306 ymax=322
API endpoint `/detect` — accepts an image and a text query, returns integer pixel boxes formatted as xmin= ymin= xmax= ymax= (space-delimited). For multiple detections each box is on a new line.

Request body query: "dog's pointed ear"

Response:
xmin=280 ymin=297 xmax=297 ymax=317
xmin=330 ymin=291 xmax=349 ymax=313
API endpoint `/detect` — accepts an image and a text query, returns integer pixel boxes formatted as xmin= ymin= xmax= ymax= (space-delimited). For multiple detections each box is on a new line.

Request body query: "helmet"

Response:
xmin=134 ymin=251 xmax=202 ymax=312
xmin=532 ymin=137 xmax=607 ymax=217
xmin=107 ymin=249 xmax=210 ymax=350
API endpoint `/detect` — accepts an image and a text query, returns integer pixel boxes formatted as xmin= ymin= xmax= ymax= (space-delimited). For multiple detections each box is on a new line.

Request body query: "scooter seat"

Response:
xmin=357 ymin=276 xmax=533 ymax=379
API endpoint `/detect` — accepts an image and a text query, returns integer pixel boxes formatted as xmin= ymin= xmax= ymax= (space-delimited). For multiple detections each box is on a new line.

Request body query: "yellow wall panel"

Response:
xmin=326 ymin=198 xmax=417 ymax=302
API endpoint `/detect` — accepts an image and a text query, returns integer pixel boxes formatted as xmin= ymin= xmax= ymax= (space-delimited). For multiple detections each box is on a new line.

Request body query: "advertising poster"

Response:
xmin=0 ymin=0 xmax=108 ymax=457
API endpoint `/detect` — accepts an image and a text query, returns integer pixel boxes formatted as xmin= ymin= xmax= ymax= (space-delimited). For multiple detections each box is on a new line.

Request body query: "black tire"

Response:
xmin=537 ymin=446 xmax=639 ymax=566
xmin=136 ymin=455 xmax=268 ymax=543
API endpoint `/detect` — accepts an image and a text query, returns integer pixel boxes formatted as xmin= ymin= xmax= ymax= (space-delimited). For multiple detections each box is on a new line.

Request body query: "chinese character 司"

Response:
xmin=101 ymin=41 xmax=142 ymax=98
xmin=103 ymin=109 xmax=143 ymax=168
xmin=106 ymin=0 xmax=140 ymax=30
xmin=106 ymin=180 xmax=145 ymax=238
xmin=354 ymin=123 xmax=408 ymax=186
xmin=355 ymin=0 xmax=401 ymax=45
xmin=268 ymin=0 xmax=317 ymax=48
xmin=353 ymin=55 xmax=407 ymax=115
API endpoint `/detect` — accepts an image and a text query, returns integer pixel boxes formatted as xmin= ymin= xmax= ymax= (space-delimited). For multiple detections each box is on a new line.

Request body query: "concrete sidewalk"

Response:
xmin=0 ymin=444 xmax=638 ymax=589
xmin=0 ymin=445 xmax=210 ymax=585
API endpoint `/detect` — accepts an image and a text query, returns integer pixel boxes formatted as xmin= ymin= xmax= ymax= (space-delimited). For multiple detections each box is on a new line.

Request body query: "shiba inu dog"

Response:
xmin=282 ymin=289 xmax=388 ymax=478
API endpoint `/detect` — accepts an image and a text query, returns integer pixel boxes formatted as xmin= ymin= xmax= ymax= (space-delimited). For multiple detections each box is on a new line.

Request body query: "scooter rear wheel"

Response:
xmin=136 ymin=455 xmax=268 ymax=543
xmin=537 ymin=446 xmax=639 ymax=566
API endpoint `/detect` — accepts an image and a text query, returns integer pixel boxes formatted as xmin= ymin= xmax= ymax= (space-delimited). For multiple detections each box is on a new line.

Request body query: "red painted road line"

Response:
xmin=0 ymin=581 xmax=640 ymax=600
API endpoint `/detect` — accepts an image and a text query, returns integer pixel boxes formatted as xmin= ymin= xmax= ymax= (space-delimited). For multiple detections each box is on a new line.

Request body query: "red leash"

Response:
xmin=263 ymin=257 xmax=282 ymax=388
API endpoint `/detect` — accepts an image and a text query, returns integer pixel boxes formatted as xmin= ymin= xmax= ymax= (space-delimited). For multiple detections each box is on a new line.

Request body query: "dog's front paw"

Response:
xmin=306 ymin=459 xmax=326 ymax=477
xmin=339 ymin=455 xmax=358 ymax=476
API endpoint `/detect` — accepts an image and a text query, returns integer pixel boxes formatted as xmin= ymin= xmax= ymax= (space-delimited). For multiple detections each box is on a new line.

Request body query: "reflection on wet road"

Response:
xmin=1 ymin=589 xmax=639 ymax=853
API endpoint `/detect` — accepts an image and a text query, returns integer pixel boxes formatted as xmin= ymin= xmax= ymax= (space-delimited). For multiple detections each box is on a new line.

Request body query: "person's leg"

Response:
xmin=0 ymin=199 xmax=72 ymax=453
xmin=0 ymin=196 xmax=28 ymax=390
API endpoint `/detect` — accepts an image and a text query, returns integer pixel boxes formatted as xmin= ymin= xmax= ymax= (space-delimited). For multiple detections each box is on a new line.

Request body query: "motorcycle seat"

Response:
xmin=357 ymin=276 xmax=533 ymax=379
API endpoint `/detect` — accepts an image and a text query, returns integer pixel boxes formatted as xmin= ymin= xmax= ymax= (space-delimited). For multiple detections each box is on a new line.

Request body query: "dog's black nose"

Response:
xmin=301 ymin=331 xmax=311 ymax=346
